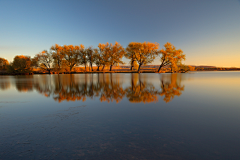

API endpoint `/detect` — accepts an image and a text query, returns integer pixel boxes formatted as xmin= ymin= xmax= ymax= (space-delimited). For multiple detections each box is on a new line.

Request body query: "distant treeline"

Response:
xmin=1 ymin=42 xmax=189 ymax=74
xmin=195 ymin=67 xmax=240 ymax=71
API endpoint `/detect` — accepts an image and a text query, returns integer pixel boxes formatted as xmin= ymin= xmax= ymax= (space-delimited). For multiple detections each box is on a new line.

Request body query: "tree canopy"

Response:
xmin=126 ymin=42 xmax=159 ymax=71
xmin=157 ymin=42 xmax=185 ymax=72
xmin=2 ymin=41 xmax=187 ymax=74
xmin=34 ymin=50 xmax=53 ymax=73
xmin=0 ymin=57 xmax=9 ymax=70
xmin=11 ymin=55 xmax=33 ymax=73
xmin=104 ymin=42 xmax=125 ymax=71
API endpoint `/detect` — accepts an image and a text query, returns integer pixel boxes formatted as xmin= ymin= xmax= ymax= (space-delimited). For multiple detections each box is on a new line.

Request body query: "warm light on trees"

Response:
xmin=125 ymin=42 xmax=138 ymax=71
xmin=61 ymin=45 xmax=83 ymax=72
xmin=157 ymin=42 xmax=185 ymax=72
xmin=93 ymin=49 xmax=103 ymax=71
xmin=0 ymin=57 xmax=9 ymax=70
xmin=51 ymin=44 xmax=64 ymax=73
xmin=126 ymin=42 xmax=159 ymax=72
xmin=98 ymin=43 xmax=110 ymax=71
xmin=133 ymin=61 xmax=139 ymax=70
xmin=107 ymin=42 xmax=125 ymax=71
xmin=3 ymin=41 xmax=188 ymax=74
xmin=35 ymin=50 xmax=53 ymax=74
xmin=188 ymin=65 xmax=195 ymax=71
xmin=11 ymin=55 xmax=33 ymax=73
xmin=78 ymin=45 xmax=87 ymax=71
xmin=86 ymin=47 xmax=94 ymax=71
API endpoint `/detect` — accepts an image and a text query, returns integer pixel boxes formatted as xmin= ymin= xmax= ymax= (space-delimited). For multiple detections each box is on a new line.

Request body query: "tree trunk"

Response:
xmin=102 ymin=65 xmax=105 ymax=71
xmin=158 ymin=64 xmax=164 ymax=72
xmin=138 ymin=64 xmax=142 ymax=72
xmin=90 ymin=63 xmax=93 ymax=71
xmin=97 ymin=66 xmax=100 ymax=71
xmin=110 ymin=65 xmax=113 ymax=71
xmin=130 ymin=60 xmax=134 ymax=70
xmin=85 ymin=64 xmax=86 ymax=71
xmin=70 ymin=63 xmax=75 ymax=73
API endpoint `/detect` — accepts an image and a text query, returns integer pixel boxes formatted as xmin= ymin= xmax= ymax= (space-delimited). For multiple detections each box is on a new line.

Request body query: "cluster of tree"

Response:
xmin=7 ymin=55 xmax=33 ymax=74
xmin=0 ymin=73 xmax=184 ymax=103
xmin=179 ymin=65 xmax=195 ymax=72
xmin=1 ymin=42 xmax=186 ymax=74
xmin=0 ymin=57 xmax=9 ymax=70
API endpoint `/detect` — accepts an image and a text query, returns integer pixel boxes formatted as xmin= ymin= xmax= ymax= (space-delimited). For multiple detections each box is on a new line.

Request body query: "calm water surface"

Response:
xmin=0 ymin=72 xmax=240 ymax=160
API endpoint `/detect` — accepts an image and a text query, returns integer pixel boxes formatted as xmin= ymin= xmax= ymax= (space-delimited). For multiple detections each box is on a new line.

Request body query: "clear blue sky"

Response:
xmin=0 ymin=0 xmax=239 ymax=67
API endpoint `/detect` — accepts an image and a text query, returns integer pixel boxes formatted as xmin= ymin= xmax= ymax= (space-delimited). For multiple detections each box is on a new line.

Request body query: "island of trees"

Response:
xmin=0 ymin=42 xmax=190 ymax=75
xmin=1 ymin=41 xmax=239 ymax=75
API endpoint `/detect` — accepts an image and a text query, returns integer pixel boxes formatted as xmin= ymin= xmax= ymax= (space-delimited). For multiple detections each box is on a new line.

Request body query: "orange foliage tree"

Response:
xmin=125 ymin=43 xmax=138 ymax=70
xmin=34 ymin=50 xmax=53 ymax=73
xmin=107 ymin=42 xmax=125 ymax=71
xmin=126 ymin=42 xmax=159 ymax=72
xmin=98 ymin=43 xmax=110 ymax=71
xmin=86 ymin=47 xmax=94 ymax=71
xmin=0 ymin=57 xmax=9 ymax=70
xmin=51 ymin=44 xmax=65 ymax=73
xmin=158 ymin=42 xmax=185 ymax=72
xmin=29 ymin=41 xmax=186 ymax=73
xmin=93 ymin=49 xmax=103 ymax=71
xmin=61 ymin=45 xmax=84 ymax=72
xmin=11 ymin=55 xmax=33 ymax=73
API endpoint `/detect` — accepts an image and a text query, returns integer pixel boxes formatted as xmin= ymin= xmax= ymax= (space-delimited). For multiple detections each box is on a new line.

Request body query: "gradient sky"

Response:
xmin=0 ymin=0 xmax=239 ymax=67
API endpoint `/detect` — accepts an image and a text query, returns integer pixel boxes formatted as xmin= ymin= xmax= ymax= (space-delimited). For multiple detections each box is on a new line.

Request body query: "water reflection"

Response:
xmin=15 ymin=76 xmax=34 ymax=92
xmin=1 ymin=72 xmax=240 ymax=160
xmin=159 ymin=74 xmax=185 ymax=103
xmin=0 ymin=76 xmax=11 ymax=90
xmin=0 ymin=73 xmax=185 ymax=103
xmin=126 ymin=74 xmax=158 ymax=103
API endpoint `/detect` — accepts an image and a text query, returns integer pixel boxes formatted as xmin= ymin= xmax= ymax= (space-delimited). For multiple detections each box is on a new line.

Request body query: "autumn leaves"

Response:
xmin=96 ymin=42 xmax=125 ymax=71
xmin=158 ymin=42 xmax=185 ymax=72
xmin=36 ymin=41 xmax=185 ymax=73
xmin=34 ymin=43 xmax=126 ymax=73
xmin=126 ymin=42 xmax=159 ymax=71
xmin=126 ymin=42 xmax=185 ymax=72
xmin=1 ymin=41 xmax=186 ymax=74
xmin=0 ymin=57 xmax=9 ymax=70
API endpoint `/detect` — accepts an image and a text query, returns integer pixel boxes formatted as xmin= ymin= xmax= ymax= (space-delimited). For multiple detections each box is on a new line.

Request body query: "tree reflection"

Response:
xmin=8 ymin=73 xmax=185 ymax=103
xmin=99 ymin=74 xmax=125 ymax=103
xmin=34 ymin=75 xmax=53 ymax=97
xmin=14 ymin=76 xmax=34 ymax=92
xmin=159 ymin=74 xmax=185 ymax=103
xmin=52 ymin=74 xmax=87 ymax=102
xmin=0 ymin=77 xmax=11 ymax=90
xmin=125 ymin=74 xmax=158 ymax=103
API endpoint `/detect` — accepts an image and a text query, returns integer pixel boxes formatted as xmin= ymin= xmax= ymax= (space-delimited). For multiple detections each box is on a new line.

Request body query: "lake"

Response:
xmin=0 ymin=72 xmax=240 ymax=160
